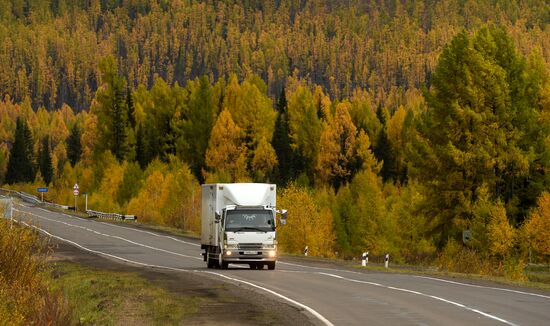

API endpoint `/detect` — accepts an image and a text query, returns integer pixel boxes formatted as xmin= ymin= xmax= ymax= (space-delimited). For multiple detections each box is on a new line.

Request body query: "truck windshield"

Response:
xmin=225 ymin=210 xmax=275 ymax=232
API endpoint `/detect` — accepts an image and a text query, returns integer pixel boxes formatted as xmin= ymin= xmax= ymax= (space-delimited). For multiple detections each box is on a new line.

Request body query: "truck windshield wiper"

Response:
xmin=232 ymin=227 xmax=267 ymax=233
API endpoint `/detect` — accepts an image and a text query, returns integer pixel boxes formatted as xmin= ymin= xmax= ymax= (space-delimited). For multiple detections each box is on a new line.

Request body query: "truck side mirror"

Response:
xmin=215 ymin=211 xmax=221 ymax=223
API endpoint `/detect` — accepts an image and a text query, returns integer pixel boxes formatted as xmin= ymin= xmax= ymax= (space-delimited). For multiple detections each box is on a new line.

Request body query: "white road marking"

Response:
xmin=202 ymin=271 xmax=335 ymax=326
xmin=13 ymin=209 xmax=201 ymax=261
xmin=18 ymin=204 xmax=200 ymax=247
xmin=281 ymin=260 xmax=548 ymax=300
xmin=278 ymin=261 xmax=362 ymax=275
xmin=13 ymin=219 xmax=333 ymax=326
xmin=95 ymin=220 xmax=201 ymax=247
xmin=318 ymin=272 xmax=519 ymax=326
xmin=413 ymin=275 xmax=550 ymax=300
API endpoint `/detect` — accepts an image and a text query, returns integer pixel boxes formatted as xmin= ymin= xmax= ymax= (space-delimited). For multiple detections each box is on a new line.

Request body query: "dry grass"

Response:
xmin=0 ymin=203 xmax=73 ymax=325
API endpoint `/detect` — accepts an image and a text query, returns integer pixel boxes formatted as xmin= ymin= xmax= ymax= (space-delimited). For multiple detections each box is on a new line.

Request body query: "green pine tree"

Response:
xmin=92 ymin=56 xmax=129 ymax=162
xmin=373 ymin=106 xmax=396 ymax=182
xmin=272 ymin=88 xmax=294 ymax=185
xmin=135 ymin=124 xmax=148 ymax=169
xmin=67 ymin=123 xmax=82 ymax=167
xmin=5 ymin=117 xmax=35 ymax=184
xmin=38 ymin=136 xmax=53 ymax=185
xmin=178 ymin=76 xmax=216 ymax=182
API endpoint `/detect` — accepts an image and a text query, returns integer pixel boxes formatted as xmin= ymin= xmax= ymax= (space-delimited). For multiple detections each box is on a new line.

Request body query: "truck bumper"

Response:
xmin=222 ymin=250 xmax=277 ymax=263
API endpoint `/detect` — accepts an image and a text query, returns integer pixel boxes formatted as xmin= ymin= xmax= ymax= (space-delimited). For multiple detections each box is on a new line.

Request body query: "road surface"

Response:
xmin=8 ymin=201 xmax=550 ymax=326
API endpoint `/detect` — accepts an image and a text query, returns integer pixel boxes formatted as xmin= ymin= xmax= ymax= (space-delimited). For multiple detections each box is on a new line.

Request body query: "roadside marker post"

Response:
xmin=385 ymin=253 xmax=389 ymax=269
xmin=304 ymin=246 xmax=308 ymax=257
xmin=362 ymin=252 xmax=368 ymax=267
xmin=82 ymin=192 xmax=88 ymax=212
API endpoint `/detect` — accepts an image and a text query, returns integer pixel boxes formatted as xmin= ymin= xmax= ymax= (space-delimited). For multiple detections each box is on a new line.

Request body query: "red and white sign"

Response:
xmin=73 ymin=183 xmax=79 ymax=196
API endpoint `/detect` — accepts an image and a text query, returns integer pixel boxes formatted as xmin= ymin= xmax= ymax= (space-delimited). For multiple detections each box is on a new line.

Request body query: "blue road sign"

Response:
xmin=37 ymin=187 xmax=48 ymax=193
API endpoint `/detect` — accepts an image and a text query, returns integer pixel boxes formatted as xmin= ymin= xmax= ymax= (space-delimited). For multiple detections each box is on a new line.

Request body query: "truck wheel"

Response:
xmin=221 ymin=261 xmax=229 ymax=269
xmin=207 ymin=258 xmax=214 ymax=269
xmin=249 ymin=263 xmax=256 ymax=270
xmin=267 ymin=262 xmax=275 ymax=270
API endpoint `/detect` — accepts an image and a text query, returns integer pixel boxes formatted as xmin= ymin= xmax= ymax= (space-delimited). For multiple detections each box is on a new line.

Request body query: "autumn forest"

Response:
xmin=1 ymin=0 xmax=549 ymax=277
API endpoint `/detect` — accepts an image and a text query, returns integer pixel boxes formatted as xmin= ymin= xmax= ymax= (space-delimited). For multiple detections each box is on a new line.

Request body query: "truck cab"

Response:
xmin=222 ymin=205 xmax=278 ymax=269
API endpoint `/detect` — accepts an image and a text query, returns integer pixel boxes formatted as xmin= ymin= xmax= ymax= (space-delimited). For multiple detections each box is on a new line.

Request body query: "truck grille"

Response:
xmin=238 ymin=243 xmax=263 ymax=250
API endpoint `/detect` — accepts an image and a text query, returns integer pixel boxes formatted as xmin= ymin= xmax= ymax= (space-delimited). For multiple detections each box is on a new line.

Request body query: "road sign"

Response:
xmin=73 ymin=183 xmax=79 ymax=190
xmin=37 ymin=187 xmax=48 ymax=193
xmin=73 ymin=189 xmax=79 ymax=196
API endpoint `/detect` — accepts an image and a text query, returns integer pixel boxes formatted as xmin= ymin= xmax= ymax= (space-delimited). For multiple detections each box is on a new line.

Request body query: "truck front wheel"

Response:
xmin=267 ymin=262 xmax=275 ymax=270
xmin=206 ymin=251 xmax=214 ymax=268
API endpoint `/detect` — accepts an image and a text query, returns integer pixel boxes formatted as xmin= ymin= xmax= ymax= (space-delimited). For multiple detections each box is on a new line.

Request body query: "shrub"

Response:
xmin=0 ymin=206 xmax=72 ymax=325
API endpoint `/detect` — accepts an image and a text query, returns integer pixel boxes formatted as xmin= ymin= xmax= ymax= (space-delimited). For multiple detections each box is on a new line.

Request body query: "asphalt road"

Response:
xmin=8 ymin=202 xmax=550 ymax=326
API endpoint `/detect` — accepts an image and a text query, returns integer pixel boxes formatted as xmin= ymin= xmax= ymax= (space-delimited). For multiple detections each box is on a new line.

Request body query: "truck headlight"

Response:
xmin=262 ymin=244 xmax=276 ymax=249
xmin=268 ymin=251 xmax=276 ymax=257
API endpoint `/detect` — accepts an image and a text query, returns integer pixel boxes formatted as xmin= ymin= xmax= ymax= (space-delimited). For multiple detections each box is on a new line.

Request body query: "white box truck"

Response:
xmin=201 ymin=183 xmax=287 ymax=270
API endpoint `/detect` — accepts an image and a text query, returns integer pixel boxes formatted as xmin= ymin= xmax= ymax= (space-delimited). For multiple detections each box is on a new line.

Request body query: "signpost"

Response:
xmin=73 ymin=183 xmax=79 ymax=211
xmin=37 ymin=187 xmax=48 ymax=202
xmin=82 ymin=192 xmax=88 ymax=212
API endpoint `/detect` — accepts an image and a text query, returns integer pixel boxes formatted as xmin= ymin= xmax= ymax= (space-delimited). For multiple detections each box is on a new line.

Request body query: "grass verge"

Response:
xmin=48 ymin=261 xmax=200 ymax=325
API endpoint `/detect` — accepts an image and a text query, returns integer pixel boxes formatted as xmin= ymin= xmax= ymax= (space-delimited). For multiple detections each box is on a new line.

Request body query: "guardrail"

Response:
xmin=86 ymin=210 xmax=136 ymax=221
xmin=0 ymin=188 xmax=136 ymax=221
xmin=19 ymin=191 xmax=43 ymax=205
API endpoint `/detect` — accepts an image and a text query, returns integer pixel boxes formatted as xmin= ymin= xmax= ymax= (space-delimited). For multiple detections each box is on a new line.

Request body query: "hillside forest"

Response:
xmin=1 ymin=0 xmax=550 ymax=278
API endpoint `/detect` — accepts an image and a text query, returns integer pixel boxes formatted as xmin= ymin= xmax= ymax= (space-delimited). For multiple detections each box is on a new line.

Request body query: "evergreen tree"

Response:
xmin=67 ymin=123 xmax=82 ymax=167
xmin=5 ymin=117 xmax=35 ymax=184
xmin=38 ymin=137 xmax=53 ymax=185
xmin=135 ymin=124 xmax=147 ymax=169
xmin=272 ymin=87 xmax=294 ymax=185
xmin=373 ymin=106 xmax=396 ymax=182
xmin=112 ymin=85 xmax=128 ymax=162
xmin=126 ymin=87 xmax=136 ymax=129
xmin=92 ymin=56 xmax=129 ymax=162
xmin=138 ymin=78 xmax=181 ymax=163
xmin=412 ymin=27 xmax=548 ymax=246
xmin=178 ymin=76 xmax=216 ymax=182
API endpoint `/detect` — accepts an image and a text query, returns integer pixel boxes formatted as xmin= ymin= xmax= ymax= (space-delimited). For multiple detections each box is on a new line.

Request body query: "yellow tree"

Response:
xmin=80 ymin=112 xmax=97 ymax=165
xmin=287 ymin=85 xmax=321 ymax=180
xmin=251 ymin=137 xmax=277 ymax=182
xmin=316 ymin=101 xmax=368 ymax=189
xmin=127 ymin=170 xmax=168 ymax=224
xmin=93 ymin=160 xmax=125 ymax=212
xmin=522 ymin=192 xmax=550 ymax=263
xmin=278 ymin=184 xmax=335 ymax=257
xmin=204 ymin=109 xmax=248 ymax=182
xmin=387 ymin=105 xmax=406 ymax=181
xmin=487 ymin=203 xmax=515 ymax=259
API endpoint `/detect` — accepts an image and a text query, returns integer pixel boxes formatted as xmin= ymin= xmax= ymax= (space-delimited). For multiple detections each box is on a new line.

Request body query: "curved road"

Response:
xmin=8 ymin=202 xmax=550 ymax=326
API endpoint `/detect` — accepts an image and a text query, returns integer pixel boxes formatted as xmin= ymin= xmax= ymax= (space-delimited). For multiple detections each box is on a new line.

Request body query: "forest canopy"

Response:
xmin=0 ymin=0 xmax=549 ymax=111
